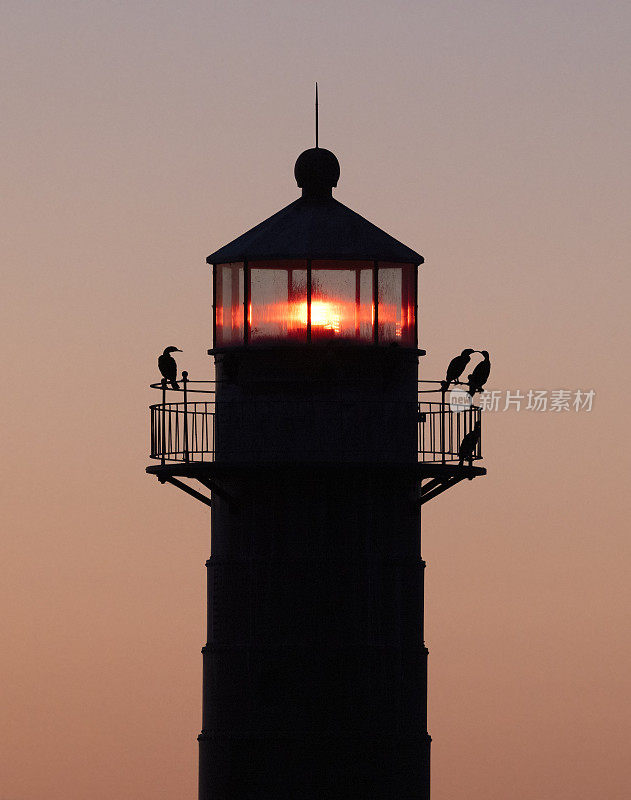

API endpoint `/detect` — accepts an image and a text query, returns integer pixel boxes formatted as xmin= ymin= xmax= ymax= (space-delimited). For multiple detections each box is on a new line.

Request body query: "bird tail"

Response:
xmin=170 ymin=379 xmax=180 ymax=391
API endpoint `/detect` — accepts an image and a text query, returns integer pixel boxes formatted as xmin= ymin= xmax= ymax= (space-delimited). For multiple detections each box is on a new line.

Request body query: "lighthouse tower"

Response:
xmin=147 ymin=144 xmax=485 ymax=799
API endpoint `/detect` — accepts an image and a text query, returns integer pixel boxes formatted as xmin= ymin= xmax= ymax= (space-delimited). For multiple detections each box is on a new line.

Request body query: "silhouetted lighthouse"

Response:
xmin=147 ymin=141 xmax=485 ymax=799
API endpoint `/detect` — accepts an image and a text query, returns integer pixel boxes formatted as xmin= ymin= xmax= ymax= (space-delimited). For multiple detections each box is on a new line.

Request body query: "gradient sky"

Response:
xmin=2 ymin=2 xmax=630 ymax=798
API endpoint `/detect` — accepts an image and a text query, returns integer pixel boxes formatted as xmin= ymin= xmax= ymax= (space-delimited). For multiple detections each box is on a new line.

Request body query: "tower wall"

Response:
xmin=199 ymin=347 xmax=430 ymax=799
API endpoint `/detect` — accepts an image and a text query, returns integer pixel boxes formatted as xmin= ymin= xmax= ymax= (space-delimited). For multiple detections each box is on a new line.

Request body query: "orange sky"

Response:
xmin=2 ymin=2 xmax=630 ymax=798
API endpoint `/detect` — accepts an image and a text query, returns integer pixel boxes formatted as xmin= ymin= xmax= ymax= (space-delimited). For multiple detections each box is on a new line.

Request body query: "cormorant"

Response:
xmin=467 ymin=350 xmax=491 ymax=396
xmin=443 ymin=348 xmax=475 ymax=389
xmin=458 ymin=421 xmax=481 ymax=466
xmin=158 ymin=346 xmax=182 ymax=390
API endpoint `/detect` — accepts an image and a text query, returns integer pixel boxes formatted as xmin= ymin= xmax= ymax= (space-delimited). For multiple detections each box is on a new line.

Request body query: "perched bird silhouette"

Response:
xmin=458 ymin=421 xmax=481 ymax=466
xmin=442 ymin=348 xmax=475 ymax=389
xmin=467 ymin=350 xmax=491 ymax=396
xmin=158 ymin=346 xmax=182 ymax=390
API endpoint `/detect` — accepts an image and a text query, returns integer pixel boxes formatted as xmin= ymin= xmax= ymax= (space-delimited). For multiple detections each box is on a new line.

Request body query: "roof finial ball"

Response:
xmin=294 ymin=147 xmax=340 ymax=198
xmin=295 ymin=82 xmax=340 ymax=197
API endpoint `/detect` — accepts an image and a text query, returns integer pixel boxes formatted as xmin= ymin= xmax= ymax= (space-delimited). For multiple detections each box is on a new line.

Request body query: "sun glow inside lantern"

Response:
xmin=213 ymin=260 xmax=416 ymax=347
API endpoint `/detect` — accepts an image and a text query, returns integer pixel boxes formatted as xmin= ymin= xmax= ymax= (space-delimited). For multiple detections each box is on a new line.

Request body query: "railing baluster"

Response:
xmin=457 ymin=408 xmax=461 ymax=458
xmin=182 ymin=371 xmax=189 ymax=462
xmin=201 ymin=405 xmax=206 ymax=459
xmin=161 ymin=380 xmax=166 ymax=465
xmin=440 ymin=389 xmax=446 ymax=464
xmin=448 ymin=407 xmax=453 ymax=457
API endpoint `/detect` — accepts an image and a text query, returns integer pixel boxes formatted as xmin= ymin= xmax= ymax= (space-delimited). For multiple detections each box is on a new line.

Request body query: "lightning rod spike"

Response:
xmin=315 ymin=82 xmax=319 ymax=148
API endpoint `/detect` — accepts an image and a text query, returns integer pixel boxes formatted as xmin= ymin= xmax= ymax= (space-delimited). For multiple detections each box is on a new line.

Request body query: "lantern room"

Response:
xmin=213 ymin=259 xmax=416 ymax=346
xmin=208 ymin=147 xmax=423 ymax=350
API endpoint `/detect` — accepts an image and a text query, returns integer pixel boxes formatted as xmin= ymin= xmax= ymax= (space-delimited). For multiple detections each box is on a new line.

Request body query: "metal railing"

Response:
xmin=149 ymin=373 xmax=216 ymax=464
xmin=417 ymin=401 xmax=481 ymax=462
xmin=149 ymin=376 xmax=482 ymax=466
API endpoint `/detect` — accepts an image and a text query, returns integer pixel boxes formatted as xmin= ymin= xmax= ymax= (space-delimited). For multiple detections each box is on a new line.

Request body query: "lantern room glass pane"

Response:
xmin=250 ymin=260 xmax=308 ymax=343
xmin=311 ymin=261 xmax=373 ymax=341
xmin=378 ymin=263 xmax=415 ymax=345
xmin=215 ymin=263 xmax=244 ymax=346
xmin=358 ymin=268 xmax=373 ymax=340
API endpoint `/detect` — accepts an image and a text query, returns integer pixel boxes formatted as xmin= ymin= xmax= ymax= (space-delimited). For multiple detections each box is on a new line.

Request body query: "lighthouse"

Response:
xmin=147 ymin=142 xmax=485 ymax=799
